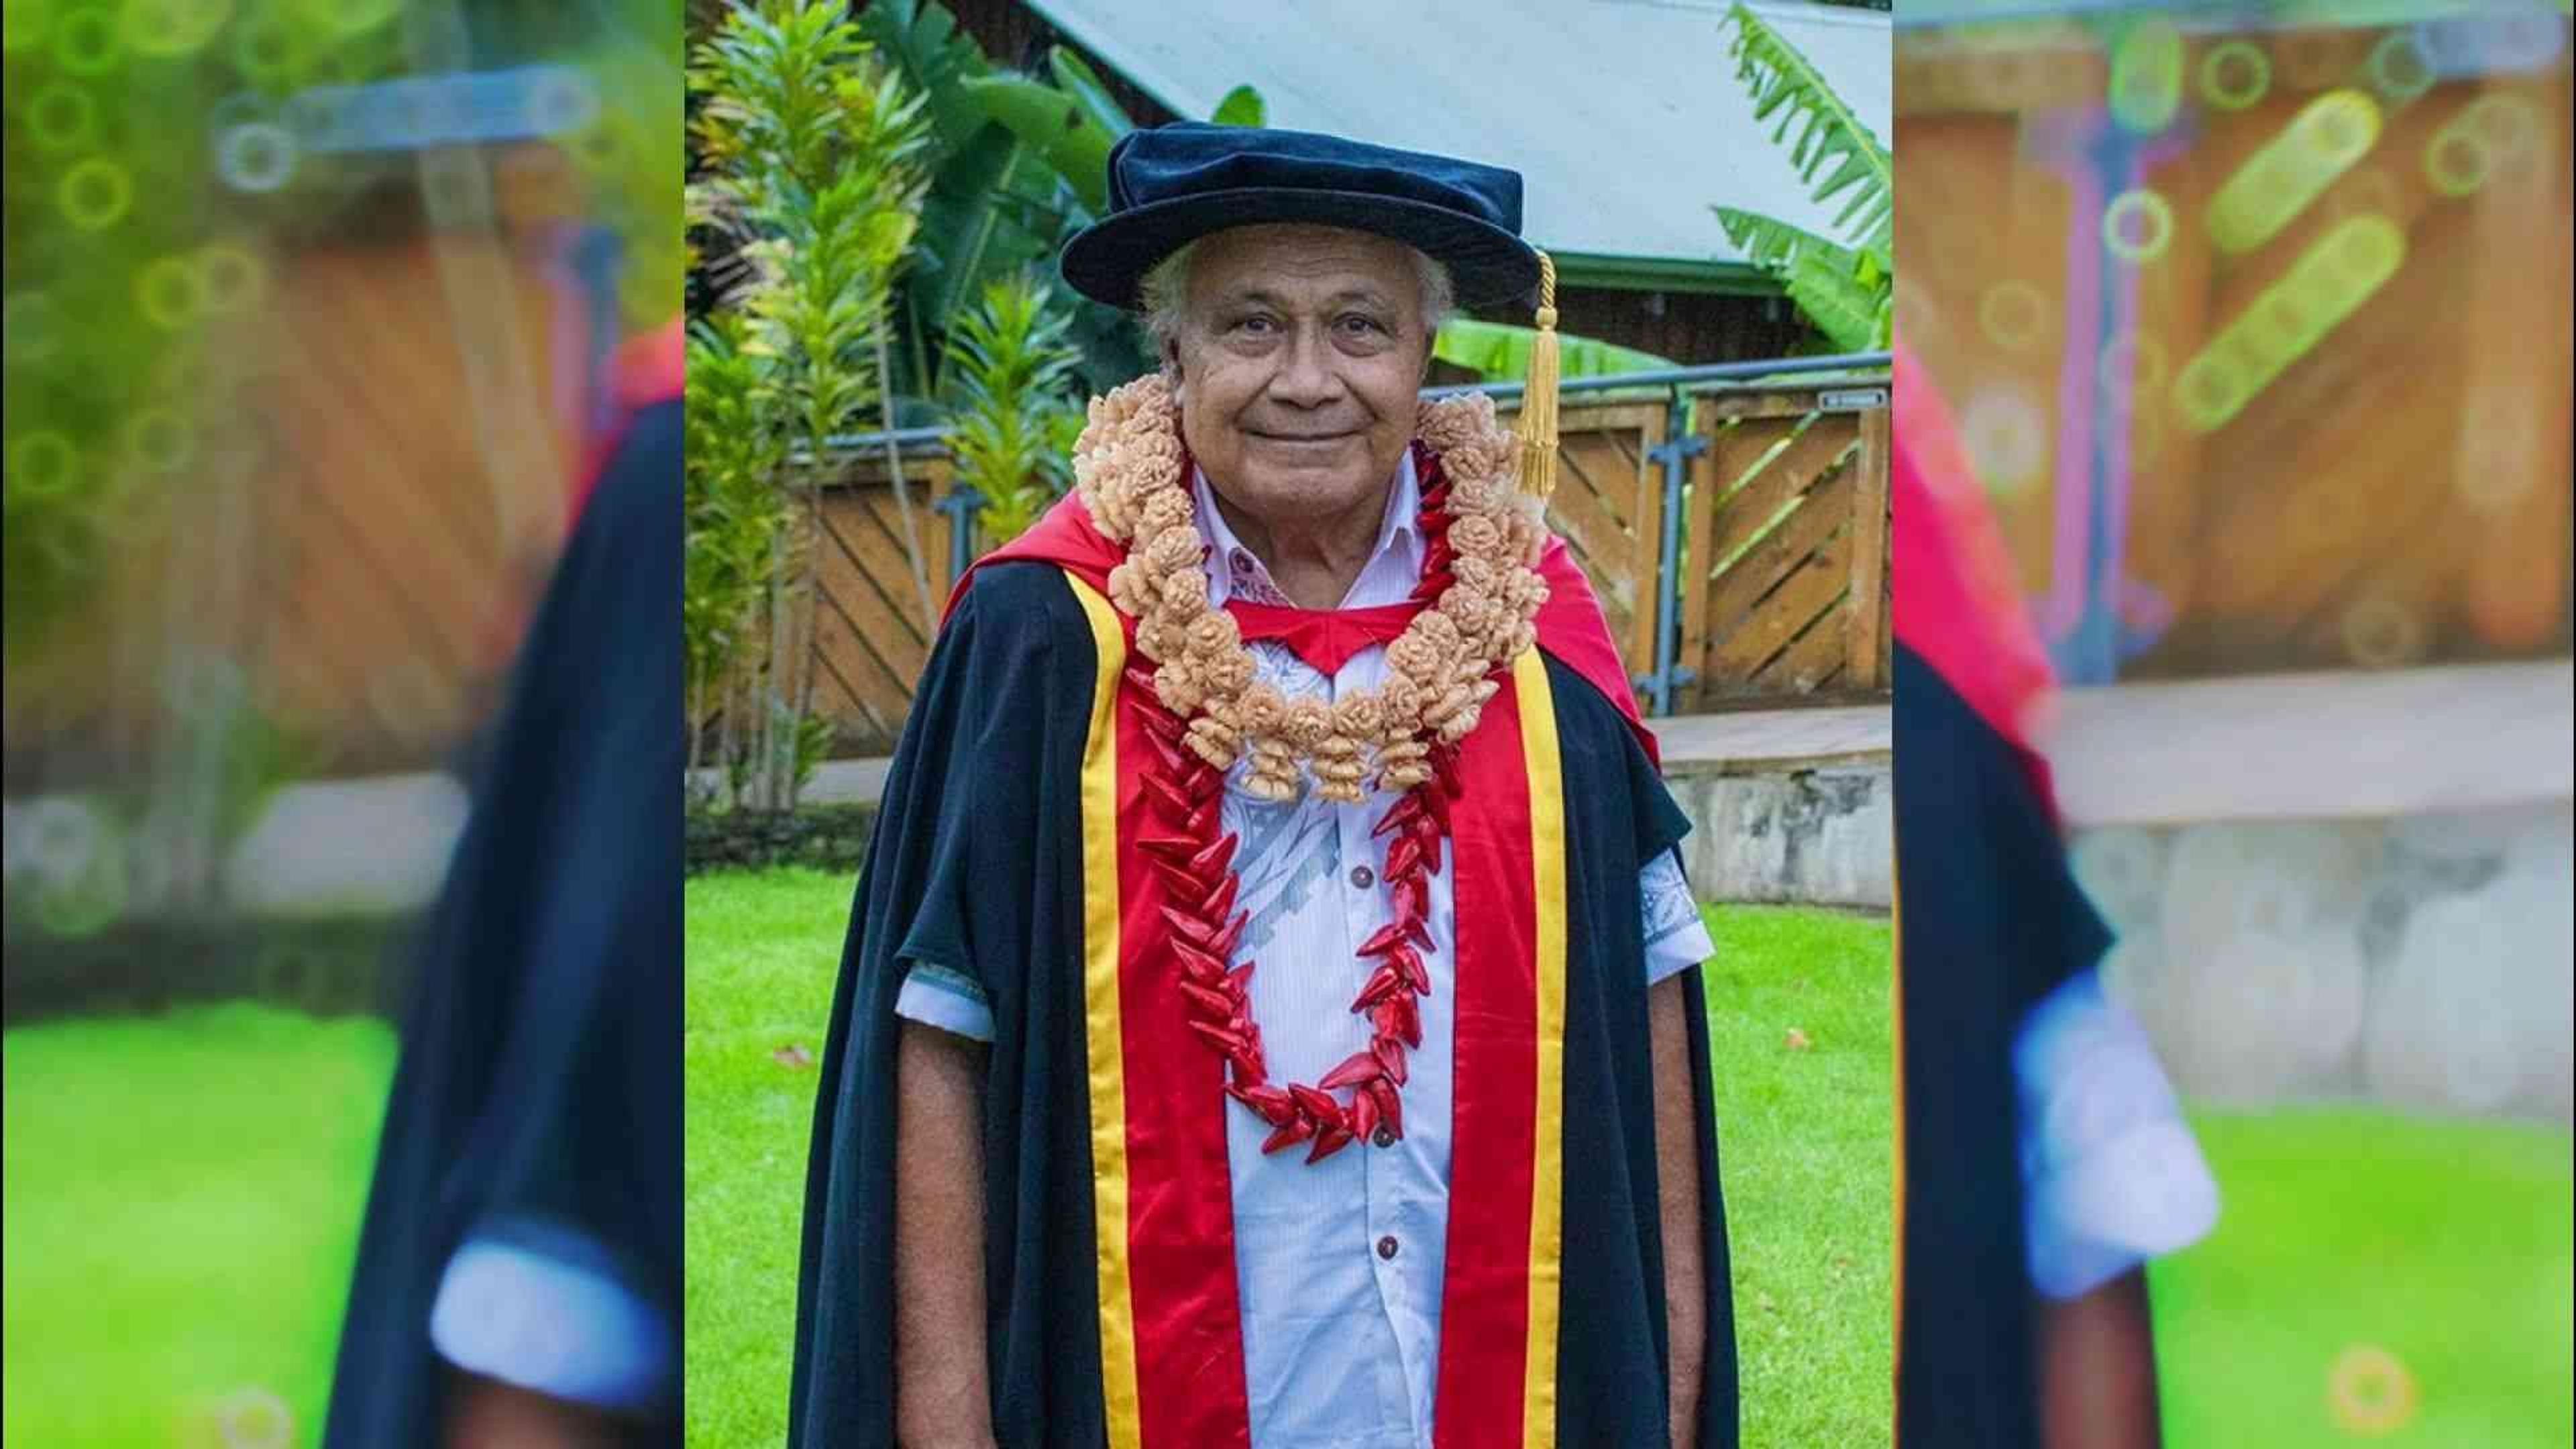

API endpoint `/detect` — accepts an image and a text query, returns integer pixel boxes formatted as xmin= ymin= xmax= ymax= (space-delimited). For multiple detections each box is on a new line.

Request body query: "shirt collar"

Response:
xmin=1193 ymin=448 xmax=1424 ymax=610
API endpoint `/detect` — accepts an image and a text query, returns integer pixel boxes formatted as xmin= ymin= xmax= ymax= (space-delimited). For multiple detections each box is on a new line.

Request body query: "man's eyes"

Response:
xmin=1222 ymin=314 xmax=1389 ymax=337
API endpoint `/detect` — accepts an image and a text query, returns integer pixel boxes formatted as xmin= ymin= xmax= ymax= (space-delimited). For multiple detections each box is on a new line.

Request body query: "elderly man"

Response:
xmin=791 ymin=125 xmax=1736 ymax=1448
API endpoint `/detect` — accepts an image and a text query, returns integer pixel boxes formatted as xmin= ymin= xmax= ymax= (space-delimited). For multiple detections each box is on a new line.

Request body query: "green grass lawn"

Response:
xmin=2149 ymin=1107 xmax=2574 ymax=1448
xmin=1702 ymin=904 xmax=1895 ymax=1446
xmin=1 ymin=1002 xmax=396 ymax=1446
xmin=685 ymin=868 xmax=853 ymax=1449
xmin=684 ymin=867 xmax=1894 ymax=1446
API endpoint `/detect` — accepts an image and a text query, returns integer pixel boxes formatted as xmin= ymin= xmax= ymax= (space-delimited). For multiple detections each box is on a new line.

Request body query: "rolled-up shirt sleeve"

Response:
xmin=2013 ymin=968 xmax=2220 ymax=1301
xmin=892 ymin=959 xmax=997 ymax=1042
xmin=427 ymin=1216 xmax=674 ymax=1413
xmin=1642 ymin=848 xmax=1715 ymax=985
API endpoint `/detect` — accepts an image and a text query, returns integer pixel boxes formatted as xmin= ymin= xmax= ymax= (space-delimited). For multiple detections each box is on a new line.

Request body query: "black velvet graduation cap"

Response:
xmin=1059 ymin=122 xmax=1543 ymax=311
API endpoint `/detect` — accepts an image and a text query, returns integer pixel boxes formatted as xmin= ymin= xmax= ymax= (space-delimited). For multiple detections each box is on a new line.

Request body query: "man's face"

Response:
xmin=1163 ymin=224 xmax=1432 ymax=532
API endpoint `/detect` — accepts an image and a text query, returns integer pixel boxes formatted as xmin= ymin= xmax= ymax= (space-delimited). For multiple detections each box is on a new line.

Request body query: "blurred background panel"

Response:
xmin=1 ymin=2 xmax=676 ymax=1443
xmin=1897 ymin=3 xmax=2571 ymax=1446
xmin=1896 ymin=0 xmax=2571 ymax=684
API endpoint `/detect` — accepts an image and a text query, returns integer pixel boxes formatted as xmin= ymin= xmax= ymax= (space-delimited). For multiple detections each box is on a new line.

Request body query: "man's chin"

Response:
xmin=1226 ymin=467 xmax=1379 ymax=514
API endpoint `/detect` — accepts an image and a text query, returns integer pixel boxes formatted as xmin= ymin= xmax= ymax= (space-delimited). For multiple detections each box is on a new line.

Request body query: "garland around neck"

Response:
xmin=1077 ymin=373 xmax=1552 ymax=803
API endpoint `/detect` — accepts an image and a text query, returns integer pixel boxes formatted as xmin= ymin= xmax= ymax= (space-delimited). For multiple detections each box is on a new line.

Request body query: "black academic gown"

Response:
xmin=1892 ymin=643 xmax=2109 ymax=1449
xmin=321 ymin=395 xmax=683 ymax=1448
xmin=790 ymin=558 xmax=1738 ymax=1448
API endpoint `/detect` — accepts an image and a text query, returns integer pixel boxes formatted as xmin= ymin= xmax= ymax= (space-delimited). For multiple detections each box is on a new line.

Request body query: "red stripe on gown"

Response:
xmin=1431 ymin=669 xmax=1542 ymax=1446
xmin=1112 ymin=657 xmax=1255 ymax=1447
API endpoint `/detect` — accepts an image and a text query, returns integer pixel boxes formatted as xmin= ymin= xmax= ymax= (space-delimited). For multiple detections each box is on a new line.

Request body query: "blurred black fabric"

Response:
xmin=323 ymin=392 xmax=682 ymax=1447
xmin=1892 ymin=641 xmax=2112 ymax=1449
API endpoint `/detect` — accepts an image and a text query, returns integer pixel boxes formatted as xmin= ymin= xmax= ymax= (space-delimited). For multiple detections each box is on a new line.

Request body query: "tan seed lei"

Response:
xmin=1078 ymin=373 xmax=1551 ymax=802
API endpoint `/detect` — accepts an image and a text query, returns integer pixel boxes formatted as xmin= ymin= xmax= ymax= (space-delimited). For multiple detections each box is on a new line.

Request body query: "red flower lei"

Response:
xmin=1122 ymin=453 xmax=1479 ymax=1163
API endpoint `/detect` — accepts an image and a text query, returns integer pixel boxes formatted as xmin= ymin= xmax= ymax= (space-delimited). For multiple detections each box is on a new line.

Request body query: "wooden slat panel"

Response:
xmin=1552 ymin=422 xmax=1644 ymax=533
xmin=1896 ymin=28 xmax=2106 ymax=117
xmin=1845 ymin=408 xmax=1891 ymax=688
xmin=1536 ymin=402 xmax=1664 ymax=690
xmin=1706 ymin=419 xmax=1857 ymax=584
xmin=1688 ymin=395 xmax=1882 ymax=700
xmin=1710 ymin=526 xmax=1853 ymax=682
xmin=1548 ymin=433 xmax=1648 ymax=639
xmin=807 ymin=583 xmax=908 ymax=749
xmin=1614 ymin=407 xmax=1671 ymax=688
xmin=1703 ymin=464 xmax=1858 ymax=659
xmin=812 ymin=499 xmax=933 ymax=699
xmin=2460 ymin=159 xmax=2573 ymax=655
xmin=788 ymin=461 xmax=959 ymax=747
xmin=1753 ymin=604 xmax=1850 ymax=696
xmin=1701 ymin=388 xmax=1825 ymax=423
xmin=815 ymin=493 xmax=935 ymax=681
xmin=245 ymin=240 xmax=569 ymax=772
xmin=1676 ymin=415 xmax=1731 ymax=708
xmin=857 ymin=461 xmax=957 ymax=614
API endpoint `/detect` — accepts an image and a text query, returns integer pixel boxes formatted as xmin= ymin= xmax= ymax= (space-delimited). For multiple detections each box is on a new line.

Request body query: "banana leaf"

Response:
xmin=912 ymin=128 xmax=1042 ymax=370
xmin=1714 ymin=205 xmax=1887 ymax=352
xmin=851 ymin=0 xmax=993 ymax=154
xmin=1046 ymin=47 xmax=1138 ymax=151
xmin=1782 ymin=247 xmax=1885 ymax=353
xmin=1723 ymin=1 xmax=1892 ymax=256
xmin=963 ymin=70 xmax=1118 ymax=215
xmin=1433 ymin=319 xmax=1676 ymax=382
xmin=1212 ymin=85 xmax=1266 ymax=126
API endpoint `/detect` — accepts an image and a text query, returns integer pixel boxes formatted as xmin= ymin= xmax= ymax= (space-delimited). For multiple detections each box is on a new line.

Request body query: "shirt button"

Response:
xmin=1377 ymin=1235 xmax=1400 ymax=1260
xmin=1350 ymin=865 xmax=1375 ymax=890
xmin=1373 ymin=1126 xmax=1397 ymax=1149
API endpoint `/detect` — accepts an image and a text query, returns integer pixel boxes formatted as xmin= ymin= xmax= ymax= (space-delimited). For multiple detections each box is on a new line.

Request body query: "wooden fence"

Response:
xmin=1684 ymin=388 xmax=1892 ymax=709
xmin=806 ymin=452 xmax=959 ymax=754
xmin=804 ymin=386 xmax=1892 ymax=753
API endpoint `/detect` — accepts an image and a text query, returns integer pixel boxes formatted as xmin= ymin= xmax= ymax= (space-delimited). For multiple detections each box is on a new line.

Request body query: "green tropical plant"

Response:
xmin=849 ymin=0 xmax=1265 ymax=407
xmin=1711 ymin=1 xmax=1892 ymax=353
xmin=1433 ymin=319 xmax=1677 ymax=382
xmin=854 ymin=1 xmax=1142 ymax=407
xmin=1212 ymin=85 xmax=1267 ymax=126
xmin=682 ymin=314 xmax=788 ymax=802
xmin=688 ymin=0 xmax=932 ymax=810
xmin=943 ymin=274 xmax=1087 ymax=547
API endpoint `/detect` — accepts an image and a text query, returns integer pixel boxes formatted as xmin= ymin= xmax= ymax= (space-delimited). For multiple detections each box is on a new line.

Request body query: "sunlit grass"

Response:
xmin=2150 ymin=1107 xmax=2573 ymax=1448
xmin=2 ymin=1003 xmax=395 ymax=1446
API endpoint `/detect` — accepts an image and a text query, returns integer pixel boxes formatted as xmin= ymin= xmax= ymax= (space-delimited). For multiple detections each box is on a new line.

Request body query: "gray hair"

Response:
xmin=1138 ymin=237 xmax=1456 ymax=352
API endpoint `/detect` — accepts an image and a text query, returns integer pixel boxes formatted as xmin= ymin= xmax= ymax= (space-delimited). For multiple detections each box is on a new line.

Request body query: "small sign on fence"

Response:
xmin=1817 ymin=387 xmax=1890 ymax=413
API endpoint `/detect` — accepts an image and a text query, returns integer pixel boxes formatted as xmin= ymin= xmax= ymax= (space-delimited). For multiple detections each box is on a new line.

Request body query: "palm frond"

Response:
xmin=1712 ymin=206 xmax=1859 ymax=279
xmin=1782 ymin=248 xmax=1886 ymax=354
xmin=1433 ymin=319 xmax=1676 ymax=383
xmin=1723 ymin=2 xmax=1891 ymax=256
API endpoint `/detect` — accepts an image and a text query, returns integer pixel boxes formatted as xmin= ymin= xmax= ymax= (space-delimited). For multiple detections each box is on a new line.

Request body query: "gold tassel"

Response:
xmin=1515 ymin=250 xmax=1560 ymax=501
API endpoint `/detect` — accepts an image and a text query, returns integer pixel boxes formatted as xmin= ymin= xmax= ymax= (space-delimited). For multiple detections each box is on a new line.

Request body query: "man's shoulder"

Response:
xmin=943 ymin=559 xmax=1103 ymax=667
xmin=1536 ymin=647 xmax=1646 ymax=752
